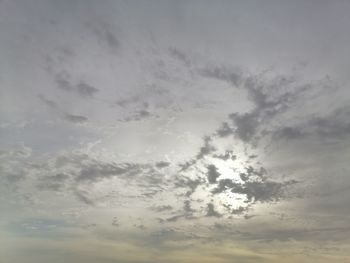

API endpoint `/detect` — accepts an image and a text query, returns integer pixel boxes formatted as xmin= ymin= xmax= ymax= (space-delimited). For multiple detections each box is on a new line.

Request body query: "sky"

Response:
xmin=1 ymin=1 xmax=350 ymax=262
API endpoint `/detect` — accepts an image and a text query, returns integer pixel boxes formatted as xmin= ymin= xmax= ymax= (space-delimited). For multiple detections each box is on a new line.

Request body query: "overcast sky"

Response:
xmin=1 ymin=1 xmax=350 ymax=262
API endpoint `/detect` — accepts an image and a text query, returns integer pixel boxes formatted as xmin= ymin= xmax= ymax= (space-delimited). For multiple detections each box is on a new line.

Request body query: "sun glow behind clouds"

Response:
xmin=210 ymin=157 xmax=250 ymax=211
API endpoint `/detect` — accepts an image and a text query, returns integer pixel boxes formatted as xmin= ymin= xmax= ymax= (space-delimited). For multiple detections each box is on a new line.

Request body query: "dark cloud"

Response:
xmin=178 ymin=159 xmax=196 ymax=172
xmin=55 ymin=71 xmax=73 ymax=91
xmin=214 ymin=176 xmax=297 ymax=204
xmin=77 ymin=82 xmax=99 ymax=98
xmin=150 ymin=205 xmax=173 ymax=212
xmin=206 ymin=203 xmax=222 ymax=217
xmin=231 ymin=181 xmax=286 ymax=203
xmin=166 ymin=214 xmax=185 ymax=222
xmin=168 ymin=47 xmax=191 ymax=67
xmin=87 ymin=22 xmax=121 ymax=50
xmin=231 ymin=206 xmax=247 ymax=215
xmin=199 ymin=65 xmax=243 ymax=87
xmin=212 ymin=179 xmax=235 ymax=195
xmin=213 ymin=151 xmax=236 ymax=161
xmin=179 ymin=136 xmax=217 ymax=172
xmin=206 ymin=164 xmax=221 ymax=184
xmin=174 ymin=177 xmax=203 ymax=197
xmin=104 ymin=28 xmax=120 ymax=50
xmin=75 ymin=190 xmax=94 ymax=205
xmin=211 ymin=164 xmax=297 ymax=205
xmin=229 ymin=112 xmax=259 ymax=142
xmin=273 ymin=107 xmax=350 ymax=141
xmin=239 ymin=166 xmax=267 ymax=182
xmin=122 ymin=110 xmax=153 ymax=122
xmin=273 ymin=126 xmax=305 ymax=140
xmin=216 ymin=122 xmax=234 ymax=137
xmin=206 ymin=70 xmax=311 ymax=144
xmin=38 ymin=95 xmax=58 ymax=109
xmin=196 ymin=136 xmax=216 ymax=160
xmin=155 ymin=161 xmax=170 ymax=169
xmin=76 ymin=162 xmax=140 ymax=182
xmin=183 ymin=200 xmax=195 ymax=214
xmin=36 ymin=173 xmax=69 ymax=192
xmin=64 ymin=114 xmax=88 ymax=123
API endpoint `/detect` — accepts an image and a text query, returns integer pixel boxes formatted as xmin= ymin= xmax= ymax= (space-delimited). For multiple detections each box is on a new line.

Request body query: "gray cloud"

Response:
xmin=216 ymin=177 xmax=297 ymax=204
xmin=199 ymin=65 xmax=243 ymax=87
xmin=75 ymin=190 xmax=95 ymax=206
xmin=165 ymin=200 xmax=197 ymax=222
xmin=174 ymin=177 xmax=203 ymax=197
xmin=213 ymin=151 xmax=236 ymax=161
xmin=229 ymin=112 xmax=259 ymax=142
xmin=212 ymin=165 xmax=297 ymax=205
xmin=206 ymin=71 xmax=312 ymax=144
xmin=274 ymin=106 xmax=350 ymax=141
xmin=112 ymin=217 xmax=119 ymax=227
xmin=77 ymin=82 xmax=99 ymax=98
xmin=155 ymin=161 xmax=170 ymax=169
xmin=122 ymin=110 xmax=153 ymax=122
xmin=168 ymin=47 xmax=191 ymax=67
xmin=150 ymin=205 xmax=173 ymax=212
xmin=36 ymin=173 xmax=70 ymax=192
xmin=216 ymin=122 xmax=234 ymax=137
xmin=206 ymin=203 xmax=222 ymax=218
xmin=55 ymin=71 xmax=73 ymax=91
xmin=206 ymin=164 xmax=221 ymax=184
xmin=64 ymin=114 xmax=88 ymax=123
xmin=86 ymin=22 xmax=121 ymax=51
xmin=38 ymin=95 xmax=58 ymax=109
xmin=76 ymin=162 xmax=141 ymax=183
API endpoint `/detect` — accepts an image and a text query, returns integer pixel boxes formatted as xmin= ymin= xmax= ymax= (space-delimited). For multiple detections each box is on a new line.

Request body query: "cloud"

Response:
xmin=229 ymin=112 xmax=259 ymax=142
xmin=155 ymin=161 xmax=170 ymax=169
xmin=174 ymin=177 xmax=203 ymax=197
xmin=199 ymin=65 xmax=243 ymax=87
xmin=77 ymin=82 xmax=99 ymax=98
xmin=179 ymin=136 xmax=216 ymax=172
xmin=55 ymin=71 xmax=73 ymax=91
xmin=112 ymin=217 xmax=119 ymax=227
xmin=165 ymin=200 xmax=197 ymax=222
xmin=104 ymin=28 xmax=120 ymax=50
xmin=87 ymin=22 xmax=121 ymax=50
xmin=273 ymin=106 xmax=350 ymax=141
xmin=168 ymin=47 xmax=191 ymax=67
xmin=76 ymin=162 xmax=141 ymax=182
xmin=0 ymin=146 xmax=32 ymax=159
xmin=122 ymin=110 xmax=153 ymax=122
xmin=150 ymin=205 xmax=173 ymax=212
xmin=64 ymin=114 xmax=88 ymax=123
xmin=183 ymin=200 xmax=195 ymax=214
xmin=75 ymin=190 xmax=95 ymax=205
xmin=36 ymin=173 xmax=70 ymax=192
xmin=213 ymin=151 xmax=236 ymax=161
xmin=38 ymin=95 xmax=58 ymax=109
xmin=206 ymin=203 xmax=222 ymax=217
xmin=216 ymin=122 xmax=234 ymax=137
xmin=213 ymin=176 xmax=297 ymax=204
xmin=206 ymin=164 xmax=221 ymax=184
xmin=196 ymin=136 xmax=216 ymax=160
xmin=211 ymin=164 xmax=298 ymax=206
xmin=204 ymin=69 xmax=311 ymax=144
